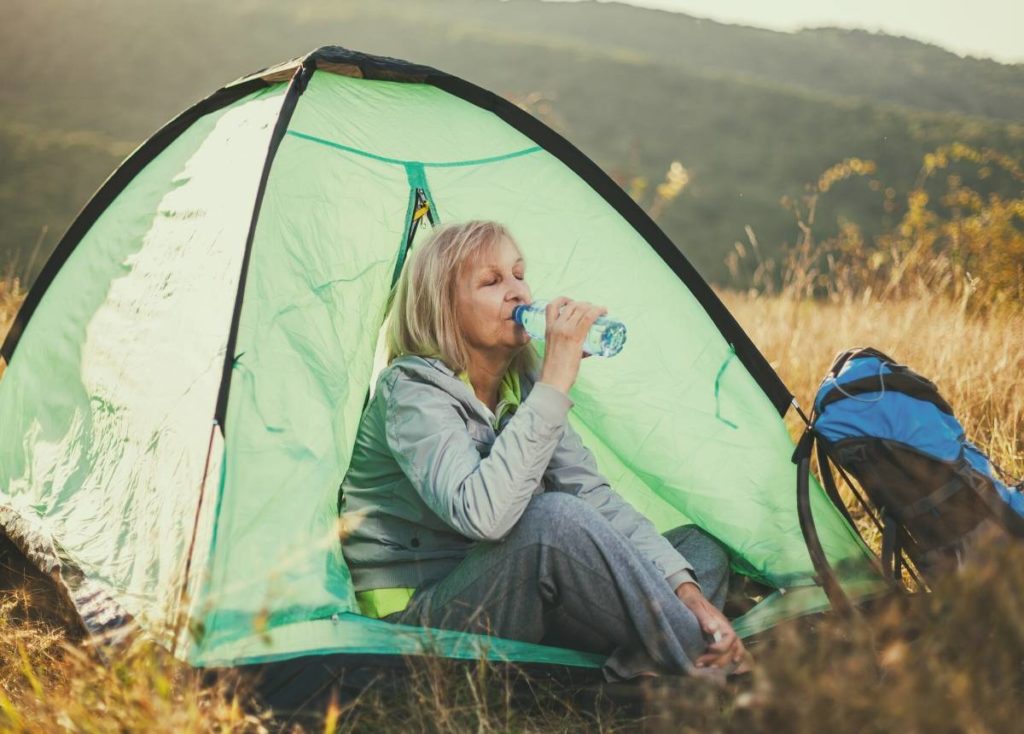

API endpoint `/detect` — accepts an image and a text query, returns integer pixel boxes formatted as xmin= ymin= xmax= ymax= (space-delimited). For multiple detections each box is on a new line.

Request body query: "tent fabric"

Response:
xmin=0 ymin=46 xmax=883 ymax=670
xmin=0 ymin=86 xmax=289 ymax=647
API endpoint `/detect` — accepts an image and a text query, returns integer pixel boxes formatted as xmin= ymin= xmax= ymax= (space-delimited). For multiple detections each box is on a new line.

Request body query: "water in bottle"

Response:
xmin=512 ymin=299 xmax=627 ymax=357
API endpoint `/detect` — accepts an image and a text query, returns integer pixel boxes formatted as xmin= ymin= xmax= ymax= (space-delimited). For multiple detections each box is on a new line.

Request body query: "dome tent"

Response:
xmin=0 ymin=47 xmax=883 ymax=676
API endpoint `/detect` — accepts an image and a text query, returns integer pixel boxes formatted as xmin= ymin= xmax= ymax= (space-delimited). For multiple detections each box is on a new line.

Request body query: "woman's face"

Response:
xmin=454 ymin=236 xmax=533 ymax=360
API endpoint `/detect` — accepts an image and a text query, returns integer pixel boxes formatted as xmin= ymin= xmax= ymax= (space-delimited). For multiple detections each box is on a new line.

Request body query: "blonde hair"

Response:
xmin=386 ymin=220 xmax=539 ymax=377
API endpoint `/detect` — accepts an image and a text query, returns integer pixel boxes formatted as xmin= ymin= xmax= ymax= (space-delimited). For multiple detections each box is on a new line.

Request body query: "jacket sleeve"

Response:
xmin=384 ymin=376 xmax=572 ymax=542
xmin=543 ymin=419 xmax=699 ymax=590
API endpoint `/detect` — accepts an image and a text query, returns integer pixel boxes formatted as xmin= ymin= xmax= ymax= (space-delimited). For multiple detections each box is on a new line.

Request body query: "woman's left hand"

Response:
xmin=675 ymin=582 xmax=751 ymax=672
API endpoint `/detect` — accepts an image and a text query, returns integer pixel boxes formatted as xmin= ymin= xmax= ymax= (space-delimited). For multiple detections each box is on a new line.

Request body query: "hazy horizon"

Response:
xmin=547 ymin=0 xmax=1024 ymax=64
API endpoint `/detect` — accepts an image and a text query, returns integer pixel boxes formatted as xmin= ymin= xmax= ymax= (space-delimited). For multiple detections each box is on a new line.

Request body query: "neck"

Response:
xmin=465 ymin=350 xmax=513 ymax=412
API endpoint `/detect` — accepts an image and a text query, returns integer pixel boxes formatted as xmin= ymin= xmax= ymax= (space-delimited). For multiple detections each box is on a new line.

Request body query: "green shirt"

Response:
xmin=457 ymin=368 xmax=522 ymax=430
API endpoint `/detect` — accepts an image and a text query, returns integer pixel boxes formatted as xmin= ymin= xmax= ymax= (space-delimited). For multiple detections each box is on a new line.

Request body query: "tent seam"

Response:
xmin=286 ymin=130 xmax=541 ymax=168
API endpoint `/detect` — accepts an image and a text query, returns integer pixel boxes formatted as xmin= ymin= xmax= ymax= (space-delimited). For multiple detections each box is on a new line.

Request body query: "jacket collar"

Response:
xmin=388 ymin=355 xmax=533 ymax=422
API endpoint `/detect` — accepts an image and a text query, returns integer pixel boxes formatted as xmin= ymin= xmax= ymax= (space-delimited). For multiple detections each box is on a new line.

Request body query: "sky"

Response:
xmin=550 ymin=0 xmax=1024 ymax=64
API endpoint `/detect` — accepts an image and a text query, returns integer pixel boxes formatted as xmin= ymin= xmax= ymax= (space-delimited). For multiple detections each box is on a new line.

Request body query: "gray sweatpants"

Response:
xmin=388 ymin=492 xmax=730 ymax=680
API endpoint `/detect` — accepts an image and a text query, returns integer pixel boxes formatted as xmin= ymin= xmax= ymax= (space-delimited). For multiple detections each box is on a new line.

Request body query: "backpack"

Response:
xmin=793 ymin=347 xmax=1024 ymax=606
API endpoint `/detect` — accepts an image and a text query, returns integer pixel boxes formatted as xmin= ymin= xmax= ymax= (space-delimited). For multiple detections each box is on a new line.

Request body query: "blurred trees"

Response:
xmin=729 ymin=144 xmax=1023 ymax=310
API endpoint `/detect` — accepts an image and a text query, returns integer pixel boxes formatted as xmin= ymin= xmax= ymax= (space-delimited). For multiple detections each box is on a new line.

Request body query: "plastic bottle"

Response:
xmin=512 ymin=300 xmax=627 ymax=357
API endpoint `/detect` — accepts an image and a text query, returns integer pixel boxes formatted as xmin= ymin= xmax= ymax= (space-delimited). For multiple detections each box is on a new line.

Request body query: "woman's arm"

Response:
xmin=543 ymin=419 xmax=698 ymax=589
xmin=383 ymin=297 xmax=604 ymax=542
xmin=384 ymin=373 xmax=571 ymax=542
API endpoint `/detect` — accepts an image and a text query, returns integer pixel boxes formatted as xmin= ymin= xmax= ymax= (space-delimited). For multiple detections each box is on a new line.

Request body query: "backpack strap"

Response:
xmin=897 ymin=476 xmax=971 ymax=520
xmin=826 ymin=346 xmax=900 ymax=379
xmin=958 ymin=464 xmax=1024 ymax=538
xmin=880 ymin=511 xmax=900 ymax=582
xmin=817 ymin=372 xmax=954 ymax=415
xmin=816 ymin=441 xmax=858 ymax=529
xmin=793 ymin=428 xmax=855 ymax=616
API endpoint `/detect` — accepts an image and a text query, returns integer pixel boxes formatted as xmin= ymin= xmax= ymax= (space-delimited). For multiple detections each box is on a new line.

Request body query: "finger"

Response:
xmin=695 ymin=648 xmax=736 ymax=669
xmin=573 ymin=302 xmax=603 ymax=331
xmin=703 ymin=644 xmax=748 ymax=673
xmin=733 ymin=649 xmax=754 ymax=674
xmin=703 ymin=633 xmax=736 ymax=656
xmin=559 ymin=302 xmax=587 ymax=328
xmin=702 ymin=617 xmax=736 ymax=642
xmin=732 ymin=640 xmax=748 ymax=665
xmin=701 ymin=618 xmax=720 ymax=637
xmin=546 ymin=298 xmax=570 ymax=325
xmin=705 ymin=637 xmax=743 ymax=668
xmin=579 ymin=305 xmax=604 ymax=328
xmin=551 ymin=299 xmax=578 ymax=321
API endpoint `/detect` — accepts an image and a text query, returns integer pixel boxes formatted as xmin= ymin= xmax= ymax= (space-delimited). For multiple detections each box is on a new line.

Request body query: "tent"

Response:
xmin=0 ymin=47 xmax=884 ymax=677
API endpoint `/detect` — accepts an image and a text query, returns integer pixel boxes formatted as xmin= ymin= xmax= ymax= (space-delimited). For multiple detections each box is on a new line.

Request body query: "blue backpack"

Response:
xmin=794 ymin=347 xmax=1024 ymax=602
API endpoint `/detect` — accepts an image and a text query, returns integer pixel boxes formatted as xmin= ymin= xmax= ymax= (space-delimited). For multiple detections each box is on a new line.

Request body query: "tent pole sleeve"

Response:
xmin=213 ymin=60 xmax=313 ymax=428
xmin=171 ymin=419 xmax=220 ymax=656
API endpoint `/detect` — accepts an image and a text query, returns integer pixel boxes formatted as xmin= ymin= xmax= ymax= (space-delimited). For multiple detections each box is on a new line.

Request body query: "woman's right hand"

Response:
xmin=537 ymin=297 xmax=607 ymax=395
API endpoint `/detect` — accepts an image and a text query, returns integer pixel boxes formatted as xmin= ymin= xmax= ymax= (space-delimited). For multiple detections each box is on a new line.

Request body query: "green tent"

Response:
xmin=0 ymin=47 xmax=883 ymax=674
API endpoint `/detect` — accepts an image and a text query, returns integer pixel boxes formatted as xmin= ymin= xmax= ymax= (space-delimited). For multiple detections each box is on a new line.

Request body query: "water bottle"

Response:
xmin=512 ymin=300 xmax=627 ymax=357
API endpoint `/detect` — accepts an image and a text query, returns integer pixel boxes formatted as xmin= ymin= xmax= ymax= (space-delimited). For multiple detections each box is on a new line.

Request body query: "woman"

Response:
xmin=340 ymin=220 xmax=748 ymax=680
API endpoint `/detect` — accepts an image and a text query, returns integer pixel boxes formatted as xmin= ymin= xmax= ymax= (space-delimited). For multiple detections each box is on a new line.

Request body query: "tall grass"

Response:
xmin=0 ymin=276 xmax=23 ymax=380
xmin=722 ymin=292 xmax=1023 ymax=476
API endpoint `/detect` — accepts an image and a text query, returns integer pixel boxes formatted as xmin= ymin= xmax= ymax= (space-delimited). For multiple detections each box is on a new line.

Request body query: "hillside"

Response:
xmin=1 ymin=0 xmax=1021 ymax=286
xmin=376 ymin=0 xmax=1024 ymax=121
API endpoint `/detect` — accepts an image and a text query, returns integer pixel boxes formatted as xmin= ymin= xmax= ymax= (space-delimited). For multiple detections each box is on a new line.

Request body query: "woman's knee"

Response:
xmin=513 ymin=492 xmax=604 ymax=542
xmin=665 ymin=525 xmax=730 ymax=581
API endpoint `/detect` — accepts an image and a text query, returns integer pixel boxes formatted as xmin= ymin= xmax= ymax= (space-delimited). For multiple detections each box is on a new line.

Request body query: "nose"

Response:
xmin=507 ymin=277 xmax=531 ymax=304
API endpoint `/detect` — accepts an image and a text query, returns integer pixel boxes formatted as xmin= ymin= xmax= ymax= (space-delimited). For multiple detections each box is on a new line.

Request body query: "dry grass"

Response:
xmin=0 ymin=590 xmax=270 ymax=732
xmin=722 ymin=291 xmax=1024 ymax=475
xmin=0 ymin=276 xmax=23 ymax=380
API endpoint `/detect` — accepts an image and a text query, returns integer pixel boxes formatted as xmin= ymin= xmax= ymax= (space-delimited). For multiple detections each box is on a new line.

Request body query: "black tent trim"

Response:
xmin=213 ymin=61 xmax=314 ymax=426
xmin=0 ymin=78 xmax=269 ymax=363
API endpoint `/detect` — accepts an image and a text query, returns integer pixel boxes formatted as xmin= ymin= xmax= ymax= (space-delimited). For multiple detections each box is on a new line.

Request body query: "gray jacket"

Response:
xmin=340 ymin=355 xmax=695 ymax=592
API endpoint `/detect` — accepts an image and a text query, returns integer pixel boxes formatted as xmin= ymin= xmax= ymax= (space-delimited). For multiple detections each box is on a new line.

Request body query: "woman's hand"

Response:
xmin=537 ymin=297 xmax=607 ymax=395
xmin=675 ymin=581 xmax=752 ymax=673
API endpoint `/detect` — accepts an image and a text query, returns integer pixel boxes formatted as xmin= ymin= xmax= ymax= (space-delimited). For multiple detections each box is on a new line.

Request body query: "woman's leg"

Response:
xmin=662 ymin=524 xmax=731 ymax=609
xmin=390 ymin=492 xmax=709 ymax=680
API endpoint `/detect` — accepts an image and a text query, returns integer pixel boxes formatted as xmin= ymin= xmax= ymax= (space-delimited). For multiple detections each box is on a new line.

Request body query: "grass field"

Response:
xmin=1 ymin=275 xmax=1022 ymax=732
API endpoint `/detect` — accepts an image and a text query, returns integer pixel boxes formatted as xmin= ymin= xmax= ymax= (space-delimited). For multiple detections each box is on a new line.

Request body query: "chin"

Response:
xmin=498 ymin=340 xmax=528 ymax=356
